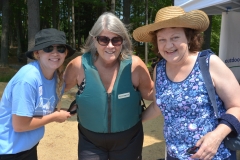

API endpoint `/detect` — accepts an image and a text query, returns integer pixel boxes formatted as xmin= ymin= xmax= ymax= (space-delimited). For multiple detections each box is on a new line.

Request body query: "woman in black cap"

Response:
xmin=0 ymin=28 xmax=75 ymax=160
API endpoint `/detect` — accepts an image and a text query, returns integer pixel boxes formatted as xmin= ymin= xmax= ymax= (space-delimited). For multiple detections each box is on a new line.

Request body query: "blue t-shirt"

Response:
xmin=0 ymin=61 xmax=58 ymax=154
xmin=155 ymin=53 xmax=231 ymax=159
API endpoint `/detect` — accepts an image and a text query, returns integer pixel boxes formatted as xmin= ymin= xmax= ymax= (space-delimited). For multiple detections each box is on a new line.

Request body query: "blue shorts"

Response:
xmin=78 ymin=121 xmax=143 ymax=160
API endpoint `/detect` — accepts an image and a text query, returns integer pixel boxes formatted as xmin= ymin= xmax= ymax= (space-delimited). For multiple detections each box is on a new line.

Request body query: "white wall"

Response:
xmin=219 ymin=12 xmax=240 ymax=82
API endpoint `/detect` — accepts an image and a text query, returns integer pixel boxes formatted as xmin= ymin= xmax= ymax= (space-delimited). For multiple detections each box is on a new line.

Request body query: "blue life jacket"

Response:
xmin=76 ymin=53 xmax=142 ymax=133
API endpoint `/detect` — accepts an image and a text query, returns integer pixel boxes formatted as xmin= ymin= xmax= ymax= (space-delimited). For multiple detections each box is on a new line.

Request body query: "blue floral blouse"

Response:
xmin=155 ymin=52 xmax=231 ymax=160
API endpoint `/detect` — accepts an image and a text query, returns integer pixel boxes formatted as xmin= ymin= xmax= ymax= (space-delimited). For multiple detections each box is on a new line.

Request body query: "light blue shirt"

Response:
xmin=0 ymin=61 xmax=58 ymax=154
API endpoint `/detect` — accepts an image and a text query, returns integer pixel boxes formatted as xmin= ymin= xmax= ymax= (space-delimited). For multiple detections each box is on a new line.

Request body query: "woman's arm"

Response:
xmin=12 ymin=110 xmax=71 ymax=132
xmin=210 ymin=55 xmax=240 ymax=118
xmin=131 ymin=55 xmax=154 ymax=101
xmin=192 ymin=55 xmax=240 ymax=159
xmin=142 ymin=66 xmax=161 ymax=122
xmin=64 ymin=56 xmax=84 ymax=91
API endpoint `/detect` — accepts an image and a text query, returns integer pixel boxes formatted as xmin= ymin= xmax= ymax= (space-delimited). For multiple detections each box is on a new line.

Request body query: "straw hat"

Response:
xmin=26 ymin=28 xmax=76 ymax=59
xmin=133 ymin=6 xmax=209 ymax=42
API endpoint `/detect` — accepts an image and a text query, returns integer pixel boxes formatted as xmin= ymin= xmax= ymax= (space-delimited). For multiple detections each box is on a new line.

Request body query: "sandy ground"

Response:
xmin=0 ymin=82 xmax=239 ymax=160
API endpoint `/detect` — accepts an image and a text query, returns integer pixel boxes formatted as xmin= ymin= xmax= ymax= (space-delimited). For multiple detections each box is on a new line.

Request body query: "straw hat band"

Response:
xmin=132 ymin=6 xmax=210 ymax=42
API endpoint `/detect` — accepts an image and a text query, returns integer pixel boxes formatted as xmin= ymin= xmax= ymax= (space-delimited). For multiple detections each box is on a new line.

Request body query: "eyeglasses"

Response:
xmin=95 ymin=36 xmax=123 ymax=46
xmin=42 ymin=45 xmax=66 ymax=53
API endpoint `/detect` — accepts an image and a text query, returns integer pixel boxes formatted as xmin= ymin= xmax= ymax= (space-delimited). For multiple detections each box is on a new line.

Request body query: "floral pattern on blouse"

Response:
xmin=155 ymin=52 xmax=231 ymax=160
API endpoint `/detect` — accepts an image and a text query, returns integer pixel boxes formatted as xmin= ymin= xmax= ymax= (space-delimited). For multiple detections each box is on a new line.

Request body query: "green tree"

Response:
xmin=1 ymin=0 xmax=10 ymax=67
xmin=0 ymin=0 xmax=222 ymax=67
xmin=211 ymin=15 xmax=221 ymax=54
xmin=27 ymin=0 xmax=40 ymax=58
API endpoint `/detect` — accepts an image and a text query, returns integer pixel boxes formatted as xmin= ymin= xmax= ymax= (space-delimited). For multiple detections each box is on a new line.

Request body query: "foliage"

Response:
xmin=211 ymin=15 xmax=221 ymax=54
xmin=0 ymin=67 xmax=17 ymax=82
xmin=130 ymin=0 xmax=173 ymax=61
xmin=0 ymin=0 xmax=221 ymax=66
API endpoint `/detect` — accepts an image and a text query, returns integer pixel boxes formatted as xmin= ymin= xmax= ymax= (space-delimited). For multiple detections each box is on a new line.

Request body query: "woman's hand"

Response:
xmin=53 ymin=110 xmax=71 ymax=123
xmin=13 ymin=110 xmax=71 ymax=132
xmin=191 ymin=125 xmax=230 ymax=160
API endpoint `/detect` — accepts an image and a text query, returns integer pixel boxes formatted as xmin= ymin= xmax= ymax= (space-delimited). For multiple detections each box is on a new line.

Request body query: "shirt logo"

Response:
xmin=118 ymin=92 xmax=130 ymax=99
xmin=39 ymin=86 xmax=43 ymax=96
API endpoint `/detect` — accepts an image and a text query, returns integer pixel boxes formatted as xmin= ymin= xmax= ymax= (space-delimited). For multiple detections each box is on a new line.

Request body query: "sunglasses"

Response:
xmin=68 ymin=99 xmax=78 ymax=115
xmin=186 ymin=146 xmax=199 ymax=154
xmin=96 ymin=36 xmax=123 ymax=46
xmin=42 ymin=45 xmax=66 ymax=53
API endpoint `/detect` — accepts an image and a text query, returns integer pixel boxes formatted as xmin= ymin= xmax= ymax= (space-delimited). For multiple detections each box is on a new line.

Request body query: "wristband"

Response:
xmin=219 ymin=114 xmax=240 ymax=137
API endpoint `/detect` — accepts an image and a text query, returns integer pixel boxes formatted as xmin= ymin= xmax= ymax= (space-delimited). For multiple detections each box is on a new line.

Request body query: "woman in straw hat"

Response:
xmin=0 ymin=28 xmax=75 ymax=160
xmin=64 ymin=12 xmax=153 ymax=160
xmin=133 ymin=6 xmax=240 ymax=160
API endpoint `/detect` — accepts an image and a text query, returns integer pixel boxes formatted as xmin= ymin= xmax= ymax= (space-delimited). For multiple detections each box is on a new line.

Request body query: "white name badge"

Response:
xmin=118 ymin=92 xmax=130 ymax=99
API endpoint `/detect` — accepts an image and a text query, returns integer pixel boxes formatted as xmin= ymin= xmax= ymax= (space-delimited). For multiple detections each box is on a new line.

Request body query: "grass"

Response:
xmin=0 ymin=67 xmax=18 ymax=82
xmin=0 ymin=47 xmax=27 ymax=82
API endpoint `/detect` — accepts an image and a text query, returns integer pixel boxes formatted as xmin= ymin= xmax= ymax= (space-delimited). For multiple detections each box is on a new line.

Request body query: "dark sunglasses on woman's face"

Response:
xmin=95 ymin=36 xmax=123 ymax=46
xmin=42 ymin=45 xmax=66 ymax=53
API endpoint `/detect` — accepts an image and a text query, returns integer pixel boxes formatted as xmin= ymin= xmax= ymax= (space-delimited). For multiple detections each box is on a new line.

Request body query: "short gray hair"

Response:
xmin=81 ymin=12 xmax=132 ymax=60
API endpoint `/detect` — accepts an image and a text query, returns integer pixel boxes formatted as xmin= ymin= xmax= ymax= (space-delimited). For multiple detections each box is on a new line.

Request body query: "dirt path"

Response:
xmin=37 ymin=87 xmax=166 ymax=160
xmin=0 ymin=82 xmax=239 ymax=159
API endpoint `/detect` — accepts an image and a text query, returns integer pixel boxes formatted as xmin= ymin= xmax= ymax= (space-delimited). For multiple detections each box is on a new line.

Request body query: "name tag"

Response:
xmin=118 ymin=92 xmax=130 ymax=99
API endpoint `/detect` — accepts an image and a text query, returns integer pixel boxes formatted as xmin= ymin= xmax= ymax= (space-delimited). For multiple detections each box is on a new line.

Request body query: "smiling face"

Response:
xmin=94 ymin=29 xmax=123 ymax=64
xmin=156 ymin=27 xmax=189 ymax=64
xmin=35 ymin=44 xmax=67 ymax=78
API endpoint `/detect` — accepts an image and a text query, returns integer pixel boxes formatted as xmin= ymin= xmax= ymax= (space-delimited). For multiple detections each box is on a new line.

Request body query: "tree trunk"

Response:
xmin=15 ymin=0 xmax=25 ymax=61
xmin=27 ymin=0 xmax=40 ymax=62
xmin=15 ymin=16 xmax=23 ymax=62
xmin=77 ymin=5 xmax=81 ymax=50
xmin=1 ymin=0 xmax=10 ymax=67
xmin=68 ymin=0 xmax=71 ymax=45
xmin=9 ymin=25 xmax=14 ymax=48
xmin=72 ymin=0 xmax=75 ymax=49
xmin=52 ymin=0 xmax=59 ymax=29
xmin=123 ymin=0 xmax=131 ymax=25
xmin=203 ymin=15 xmax=212 ymax=50
xmin=102 ymin=0 xmax=107 ymax=12
xmin=110 ymin=0 xmax=115 ymax=14
xmin=145 ymin=0 xmax=148 ymax=64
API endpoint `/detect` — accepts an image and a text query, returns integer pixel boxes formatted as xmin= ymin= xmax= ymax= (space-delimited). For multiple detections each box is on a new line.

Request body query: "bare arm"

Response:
xmin=210 ymin=55 xmax=240 ymax=118
xmin=192 ymin=55 xmax=240 ymax=159
xmin=207 ymin=55 xmax=240 ymax=138
xmin=12 ymin=110 xmax=71 ymax=132
xmin=64 ymin=56 xmax=84 ymax=91
xmin=142 ymin=66 xmax=161 ymax=122
xmin=131 ymin=55 xmax=154 ymax=100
